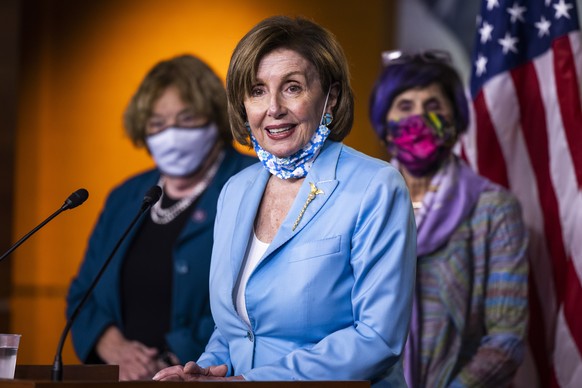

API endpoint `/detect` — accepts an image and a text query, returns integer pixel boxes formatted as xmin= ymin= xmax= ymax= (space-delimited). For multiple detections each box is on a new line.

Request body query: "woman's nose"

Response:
xmin=267 ymin=94 xmax=285 ymax=118
xmin=165 ymin=118 xmax=178 ymax=129
xmin=410 ymin=106 xmax=426 ymax=116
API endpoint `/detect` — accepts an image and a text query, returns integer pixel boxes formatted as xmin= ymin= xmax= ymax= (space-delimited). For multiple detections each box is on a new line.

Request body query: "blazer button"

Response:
xmin=246 ymin=331 xmax=254 ymax=342
xmin=192 ymin=209 xmax=207 ymax=223
xmin=175 ymin=260 xmax=188 ymax=274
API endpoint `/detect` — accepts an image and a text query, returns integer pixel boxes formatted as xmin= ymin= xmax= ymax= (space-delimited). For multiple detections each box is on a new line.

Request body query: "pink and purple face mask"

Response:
xmin=386 ymin=112 xmax=456 ymax=177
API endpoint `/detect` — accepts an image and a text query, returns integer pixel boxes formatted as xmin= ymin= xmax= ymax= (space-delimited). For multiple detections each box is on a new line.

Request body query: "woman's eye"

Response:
xmin=147 ymin=121 xmax=164 ymax=130
xmin=250 ymin=87 xmax=264 ymax=97
xmin=395 ymin=101 xmax=413 ymax=113
xmin=287 ymin=84 xmax=302 ymax=93
xmin=177 ymin=115 xmax=196 ymax=125
xmin=425 ymin=101 xmax=442 ymax=112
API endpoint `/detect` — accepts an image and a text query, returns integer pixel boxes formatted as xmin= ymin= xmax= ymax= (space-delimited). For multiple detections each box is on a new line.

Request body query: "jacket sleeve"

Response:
xmin=450 ymin=192 xmax=529 ymax=387
xmin=242 ymin=166 xmax=417 ymax=382
xmin=196 ymin=326 xmax=233 ymax=374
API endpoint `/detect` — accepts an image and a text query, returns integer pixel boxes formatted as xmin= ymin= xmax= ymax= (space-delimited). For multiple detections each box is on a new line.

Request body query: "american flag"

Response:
xmin=462 ymin=0 xmax=582 ymax=386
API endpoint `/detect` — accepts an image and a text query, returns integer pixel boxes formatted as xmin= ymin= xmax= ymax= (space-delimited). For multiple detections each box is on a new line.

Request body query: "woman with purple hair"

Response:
xmin=369 ymin=51 xmax=529 ymax=387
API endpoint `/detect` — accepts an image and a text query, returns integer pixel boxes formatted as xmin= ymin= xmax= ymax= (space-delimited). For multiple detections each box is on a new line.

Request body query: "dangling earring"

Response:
xmin=244 ymin=121 xmax=251 ymax=132
xmin=322 ymin=113 xmax=333 ymax=126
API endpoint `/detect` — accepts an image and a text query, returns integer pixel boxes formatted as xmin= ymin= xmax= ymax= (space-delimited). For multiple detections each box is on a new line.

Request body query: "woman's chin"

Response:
xmin=262 ymin=143 xmax=303 ymax=159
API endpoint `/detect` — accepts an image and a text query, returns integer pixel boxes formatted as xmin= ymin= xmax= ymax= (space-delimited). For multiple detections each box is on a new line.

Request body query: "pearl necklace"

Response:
xmin=150 ymin=151 xmax=224 ymax=224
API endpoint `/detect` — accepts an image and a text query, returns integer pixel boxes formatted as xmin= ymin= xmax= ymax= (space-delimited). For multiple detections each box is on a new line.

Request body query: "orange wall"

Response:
xmin=12 ymin=0 xmax=394 ymax=364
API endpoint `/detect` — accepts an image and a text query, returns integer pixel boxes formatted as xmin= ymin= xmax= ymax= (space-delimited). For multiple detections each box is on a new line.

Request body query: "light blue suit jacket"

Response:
xmin=198 ymin=141 xmax=416 ymax=386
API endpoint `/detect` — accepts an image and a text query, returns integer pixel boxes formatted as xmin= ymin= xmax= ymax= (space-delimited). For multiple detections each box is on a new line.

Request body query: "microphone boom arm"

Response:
xmin=0 ymin=188 xmax=89 ymax=264
xmin=0 ymin=207 xmax=63 ymax=263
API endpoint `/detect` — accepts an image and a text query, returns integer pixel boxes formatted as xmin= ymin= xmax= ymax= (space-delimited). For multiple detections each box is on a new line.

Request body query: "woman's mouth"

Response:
xmin=266 ymin=126 xmax=292 ymax=134
xmin=265 ymin=125 xmax=295 ymax=138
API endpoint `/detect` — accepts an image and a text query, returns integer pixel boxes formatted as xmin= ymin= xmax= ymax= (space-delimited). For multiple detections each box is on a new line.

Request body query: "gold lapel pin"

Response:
xmin=292 ymin=182 xmax=324 ymax=231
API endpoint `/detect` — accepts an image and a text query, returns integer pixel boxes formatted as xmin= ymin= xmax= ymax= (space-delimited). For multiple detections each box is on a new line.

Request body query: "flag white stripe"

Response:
xmin=534 ymin=36 xmax=582 ymax=284
xmin=554 ymin=307 xmax=582 ymax=387
xmin=569 ymin=32 xmax=582 ymax=111
xmin=482 ymin=73 xmax=558 ymax=349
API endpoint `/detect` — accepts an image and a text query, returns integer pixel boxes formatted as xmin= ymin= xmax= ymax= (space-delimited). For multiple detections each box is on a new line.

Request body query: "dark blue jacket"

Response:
xmin=67 ymin=147 xmax=256 ymax=363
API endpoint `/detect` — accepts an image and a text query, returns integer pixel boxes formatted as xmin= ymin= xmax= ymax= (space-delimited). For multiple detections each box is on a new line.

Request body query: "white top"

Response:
xmin=235 ymin=231 xmax=269 ymax=327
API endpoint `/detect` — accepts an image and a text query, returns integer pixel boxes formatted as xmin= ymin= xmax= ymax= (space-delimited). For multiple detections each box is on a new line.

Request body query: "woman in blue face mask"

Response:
xmin=369 ymin=51 xmax=529 ymax=387
xmin=153 ymin=16 xmax=417 ymax=386
xmin=66 ymin=55 xmax=256 ymax=381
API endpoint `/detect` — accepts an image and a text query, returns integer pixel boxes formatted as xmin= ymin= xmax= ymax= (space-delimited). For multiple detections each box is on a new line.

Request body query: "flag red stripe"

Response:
xmin=509 ymin=62 xmax=568 ymax=386
xmin=552 ymin=35 xmax=582 ymax=189
xmin=527 ymin=272 xmax=552 ymax=385
xmin=473 ymin=91 xmax=509 ymax=188
xmin=564 ymin=258 xmax=582 ymax=355
xmin=510 ymin=63 xmax=568 ymax=298
xmin=550 ymin=36 xmax=582 ymax=359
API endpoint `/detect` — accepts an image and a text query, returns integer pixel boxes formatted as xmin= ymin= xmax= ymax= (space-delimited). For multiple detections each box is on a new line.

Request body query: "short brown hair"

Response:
xmin=226 ymin=16 xmax=354 ymax=146
xmin=124 ymin=54 xmax=231 ymax=148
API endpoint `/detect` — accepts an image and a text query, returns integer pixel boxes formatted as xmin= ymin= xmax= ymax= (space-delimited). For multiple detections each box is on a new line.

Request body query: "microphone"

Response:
xmin=62 ymin=188 xmax=90 ymax=210
xmin=141 ymin=185 xmax=163 ymax=211
xmin=51 ymin=185 xmax=162 ymax=381
xmin=0 ymin=188 xmax=89 ymax=263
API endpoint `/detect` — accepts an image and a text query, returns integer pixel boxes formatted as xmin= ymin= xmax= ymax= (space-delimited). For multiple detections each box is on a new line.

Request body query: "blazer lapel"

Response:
xmin=229 ymin=167 xmax=271 ymax=283
xmin=263 ymin=141 xmax=342 ymax=259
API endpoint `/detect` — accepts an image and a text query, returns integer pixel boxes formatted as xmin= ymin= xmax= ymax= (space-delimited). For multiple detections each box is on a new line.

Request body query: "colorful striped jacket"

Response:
xmin=415 ymin=188 xmax=529 ymax=387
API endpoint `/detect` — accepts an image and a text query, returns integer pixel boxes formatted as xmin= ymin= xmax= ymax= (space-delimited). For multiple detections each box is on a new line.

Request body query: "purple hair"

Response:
xmin=369 ymin=56 xmax=469 ymax=140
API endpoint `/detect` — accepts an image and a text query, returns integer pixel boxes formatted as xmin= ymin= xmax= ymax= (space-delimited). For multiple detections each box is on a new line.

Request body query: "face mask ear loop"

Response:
xmin=319 ymin=87 xmax=332 ymax=126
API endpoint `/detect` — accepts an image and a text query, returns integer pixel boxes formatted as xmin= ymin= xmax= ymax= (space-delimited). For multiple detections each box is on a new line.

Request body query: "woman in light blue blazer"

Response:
xmin=154 ymin=16 xmax=416 ymax=386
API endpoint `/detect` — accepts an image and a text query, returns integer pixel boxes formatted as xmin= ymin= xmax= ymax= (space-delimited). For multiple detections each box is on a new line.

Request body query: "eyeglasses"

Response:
xmin=146 ymin=111 xmax=208 ymax=135
xmin=381 ymin=49 xmax=452 ymax=67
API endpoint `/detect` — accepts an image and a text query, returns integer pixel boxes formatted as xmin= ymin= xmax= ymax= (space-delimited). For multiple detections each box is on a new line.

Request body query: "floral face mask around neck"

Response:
xmin=386 ymin=112 xmax=456 ymax=177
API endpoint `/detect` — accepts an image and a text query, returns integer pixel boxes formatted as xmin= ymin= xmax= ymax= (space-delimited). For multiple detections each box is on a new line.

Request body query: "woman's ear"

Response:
xmin=327 ymin=82 xmax=340 ymax=113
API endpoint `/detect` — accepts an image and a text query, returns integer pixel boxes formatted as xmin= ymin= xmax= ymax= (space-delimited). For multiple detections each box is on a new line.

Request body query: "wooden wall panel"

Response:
xmin=0 ymin=0 xmax=20 ymax=336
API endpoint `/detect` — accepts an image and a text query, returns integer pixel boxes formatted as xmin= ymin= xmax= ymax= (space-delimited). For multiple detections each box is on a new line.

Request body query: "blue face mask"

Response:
xmin=146 ymin=124 xmax=218 ymax=177
xmin=249 ymin=89 xmax=332 ymax=180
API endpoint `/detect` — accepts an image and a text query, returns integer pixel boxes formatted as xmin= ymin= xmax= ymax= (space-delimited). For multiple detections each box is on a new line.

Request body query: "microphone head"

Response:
xmin=63 ymin=188 xmax=89 ymax=210
xmin=142 ymin=185 xmax=162 ymax=208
